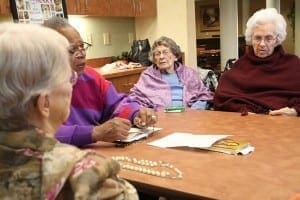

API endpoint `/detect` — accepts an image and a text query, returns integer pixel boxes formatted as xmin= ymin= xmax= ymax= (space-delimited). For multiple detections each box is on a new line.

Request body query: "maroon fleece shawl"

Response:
xmin=213 ymin=45 xmax=300 ymax=115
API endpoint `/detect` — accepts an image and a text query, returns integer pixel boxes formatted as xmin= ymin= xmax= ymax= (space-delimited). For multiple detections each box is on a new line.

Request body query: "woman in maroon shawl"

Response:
xmin=214 ymin=8 xmax=300 ymax=116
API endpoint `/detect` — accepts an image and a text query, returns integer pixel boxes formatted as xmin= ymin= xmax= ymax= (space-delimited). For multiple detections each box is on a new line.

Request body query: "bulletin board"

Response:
xmin=9 ymin=0 xmax=68 ymax=24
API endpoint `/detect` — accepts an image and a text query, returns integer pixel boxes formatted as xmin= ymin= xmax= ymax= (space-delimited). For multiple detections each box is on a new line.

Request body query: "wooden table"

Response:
xmin=90 ymin=110 xmax=300 ymax=200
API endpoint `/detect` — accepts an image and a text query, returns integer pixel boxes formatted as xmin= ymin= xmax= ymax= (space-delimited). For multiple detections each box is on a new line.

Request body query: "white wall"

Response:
xmin=68 ymin=16 xmax=135 ymax=60
xmin=135 ymin=0 xmax=197 ymax=68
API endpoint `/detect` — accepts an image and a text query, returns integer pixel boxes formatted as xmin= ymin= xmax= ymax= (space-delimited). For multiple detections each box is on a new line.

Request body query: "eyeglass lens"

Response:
xmin=154 ymin=50 xmax=171 ymax=57
xmin=68 ymin=42 xmax=91 ymax=54
xmin=253 ymin=35 xmax=276 ymax=44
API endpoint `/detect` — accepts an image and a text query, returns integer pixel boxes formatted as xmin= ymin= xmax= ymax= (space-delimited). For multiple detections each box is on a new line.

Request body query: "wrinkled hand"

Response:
xmin=133 ymin=107 xmax=157 ymax=128
xmin=269 ymin=107 xmax=297 ymax=116
xmin=92 ymin=117 xmax=131 ymax=142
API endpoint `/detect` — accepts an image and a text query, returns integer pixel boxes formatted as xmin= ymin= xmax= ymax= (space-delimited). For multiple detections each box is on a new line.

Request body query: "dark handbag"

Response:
xmin=128 ymin=39 xmax=152 ymax=66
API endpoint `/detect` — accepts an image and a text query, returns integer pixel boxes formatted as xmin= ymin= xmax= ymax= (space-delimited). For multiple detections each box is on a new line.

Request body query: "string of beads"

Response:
xmin=111 ymin=156 xmax=183 ymax=179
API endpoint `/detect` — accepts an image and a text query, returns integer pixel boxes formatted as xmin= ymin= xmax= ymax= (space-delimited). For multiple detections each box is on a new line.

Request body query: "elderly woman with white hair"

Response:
xmin=0 ymin=23 xmax=137 ymax=199
xmin=213 ymin=8 xmax=300 ymax=116
xmin=129 ymin=36 xmax=213 ymax=110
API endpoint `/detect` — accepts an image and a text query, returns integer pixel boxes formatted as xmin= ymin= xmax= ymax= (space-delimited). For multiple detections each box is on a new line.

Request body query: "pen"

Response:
xmin=152 ymin=104 xmax=159 ymax=132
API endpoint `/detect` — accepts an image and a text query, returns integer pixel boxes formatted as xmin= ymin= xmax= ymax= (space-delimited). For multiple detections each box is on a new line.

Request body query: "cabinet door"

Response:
xmin=66 ymin=0 xmax=109 ymax=15
xmin=82 ymin=0 xmax=110 ymax=16
xmin=109 ymin=73 xmax=140 ymax=93
xmin=0 ymin=0 xmax=10 ymax=14
xmin=65 ymin=0 xmax=83 ymax=15
xmin=109 ymin=0 xmax=135 ymax=17
xmin=134 ymin=0 xmax=156 ymax=17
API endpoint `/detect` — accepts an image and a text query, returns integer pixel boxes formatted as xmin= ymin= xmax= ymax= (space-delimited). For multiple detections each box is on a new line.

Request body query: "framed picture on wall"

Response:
xmin=198 ymin=4 xmax=220 ymax=32
xmin=9 ymin=0 xmax=68 ymax=24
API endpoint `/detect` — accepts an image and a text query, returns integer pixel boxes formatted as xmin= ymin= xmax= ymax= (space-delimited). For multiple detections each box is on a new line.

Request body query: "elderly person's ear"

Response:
xmin=36 ymin=94 xmax=50 ymax=117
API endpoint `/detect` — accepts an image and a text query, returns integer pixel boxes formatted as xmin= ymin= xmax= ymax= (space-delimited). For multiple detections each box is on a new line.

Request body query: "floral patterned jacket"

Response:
xmin=0 ymin=129 xmax=138 ymax=200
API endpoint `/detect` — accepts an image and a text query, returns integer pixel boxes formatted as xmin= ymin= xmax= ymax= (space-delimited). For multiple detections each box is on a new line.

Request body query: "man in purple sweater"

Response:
xmin=43 ymin=17 xmax=157 ymax=147
xmin=214 ymin=8 xmax=300 ymax=116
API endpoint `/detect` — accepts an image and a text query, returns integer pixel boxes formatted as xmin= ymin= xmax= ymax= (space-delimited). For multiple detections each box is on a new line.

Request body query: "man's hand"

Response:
xmin=92 ymin=117 xmax=131 ymax=142
xmin=133 ymin=107 xmax=157 ymax=128
xmin=269 ymin=107 xmax=297 ymax=116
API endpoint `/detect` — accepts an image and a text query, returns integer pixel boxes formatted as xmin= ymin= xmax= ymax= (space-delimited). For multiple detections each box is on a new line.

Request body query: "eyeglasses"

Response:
xmin=252 ymin=35 xmax=277 ymax=44
xmin=153 ymin=49 xmax=172 ymax=58
xmin=70 ymin=70 xmax=78 ymax=85
xmin=67 ymin=41 xmax=92 ymax=55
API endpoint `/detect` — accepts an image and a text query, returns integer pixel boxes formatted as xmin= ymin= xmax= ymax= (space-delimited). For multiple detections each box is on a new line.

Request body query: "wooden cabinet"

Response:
xmin=0 ymin=0 xmax=10 ymax=14
xmin=82 ymin=0 xmax=110 ymax=16
xmin=108 ymin=73 xmax=140 ymax=93
xmin=66 ymin=0 xmax=156 ymax=17
xmin=109 ymin=0 xmax=135 ymax=17
xmin=95 ymin=67 xmax=146 ymax=93
xmin=1 ymin=0 xmax=156 ymax=16
xmin=66 ymin=0 xmax=108 ymax=15
xmin=65 ymin=0 xmax=82 ymax=14
xmin=134 ymin=0 xmax=157 ymax=17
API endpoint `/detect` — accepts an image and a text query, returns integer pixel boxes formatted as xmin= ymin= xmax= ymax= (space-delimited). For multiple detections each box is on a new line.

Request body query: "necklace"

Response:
xmin=111 ymin=156 xmax=183 ymax=179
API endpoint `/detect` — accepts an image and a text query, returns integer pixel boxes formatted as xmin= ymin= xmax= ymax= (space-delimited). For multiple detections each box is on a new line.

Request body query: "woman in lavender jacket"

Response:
xmin=129 ymin=36 xmax=213 ymax=110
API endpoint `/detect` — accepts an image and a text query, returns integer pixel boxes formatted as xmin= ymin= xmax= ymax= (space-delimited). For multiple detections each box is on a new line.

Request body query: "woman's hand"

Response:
xmin=133 ymin=108 xmax=157 ymax=128
xmin=269 ymin=107 xmax=297 ymax=116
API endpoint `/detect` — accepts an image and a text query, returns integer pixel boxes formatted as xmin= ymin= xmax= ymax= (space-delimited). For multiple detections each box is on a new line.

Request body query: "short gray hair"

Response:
xmin=149 ymin=36 xmax=182 ymax=62
xmin=0 ymin=23 xmax=70 ymax=131
xmin=245 ymin=8 xmax=287 ymax=45
xmin=43 ymin=16 xmax=71 ymax=30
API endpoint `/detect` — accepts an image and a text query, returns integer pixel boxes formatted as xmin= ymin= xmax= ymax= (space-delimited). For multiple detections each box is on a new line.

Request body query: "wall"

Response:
xmin=135 ymin=0 xmax=198 ymax=68
xmin=0 ymin=14 xmax=135 ymax=62
xmin=1 ymin=0 xmax=297 ymax=62
xmin=2 ymin=1 xmax=199 ymax=67
xmin=68 ymin=16 xmax=135 ymax=60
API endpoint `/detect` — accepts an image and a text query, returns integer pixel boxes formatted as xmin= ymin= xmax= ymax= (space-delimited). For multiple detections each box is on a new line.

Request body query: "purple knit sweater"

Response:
xmin=55 ymin=66 xmax=140 ymax=147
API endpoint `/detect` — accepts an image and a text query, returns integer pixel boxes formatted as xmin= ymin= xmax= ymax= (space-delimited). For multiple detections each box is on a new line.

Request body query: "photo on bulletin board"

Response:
xmin=198 ymin=4 xmax=220 ymax=32
xmin=9 ymin=0 xmax=68 ymax=24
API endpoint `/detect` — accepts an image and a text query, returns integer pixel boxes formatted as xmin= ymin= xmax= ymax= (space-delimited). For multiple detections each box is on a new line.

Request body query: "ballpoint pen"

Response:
xmin=152 ymin=104 xmax=158 ymax=132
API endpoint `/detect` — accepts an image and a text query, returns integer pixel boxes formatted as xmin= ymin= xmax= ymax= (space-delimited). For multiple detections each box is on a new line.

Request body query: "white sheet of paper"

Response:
xmin=148 ymin=132 xmax=231 ymax=148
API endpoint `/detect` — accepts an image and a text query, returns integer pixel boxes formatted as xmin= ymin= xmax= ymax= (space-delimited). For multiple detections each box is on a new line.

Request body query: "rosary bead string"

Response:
xmin=111 ymin=156 xmax=183 ymax=179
